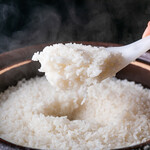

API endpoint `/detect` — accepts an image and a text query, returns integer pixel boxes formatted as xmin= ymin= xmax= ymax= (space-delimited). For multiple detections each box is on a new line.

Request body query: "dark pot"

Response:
xmin=0 ymin=42 xmax=150 ymax=150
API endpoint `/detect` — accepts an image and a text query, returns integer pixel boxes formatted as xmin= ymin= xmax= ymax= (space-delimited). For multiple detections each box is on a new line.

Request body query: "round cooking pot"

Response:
xmin=0 ymin=42 xmax=150 ymax=150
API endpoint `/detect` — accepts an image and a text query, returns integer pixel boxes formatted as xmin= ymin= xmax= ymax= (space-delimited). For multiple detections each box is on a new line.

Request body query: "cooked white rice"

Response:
xmin=0 ymin=76 xmax=150 ymax=149
xmin=32 ymin=43 xmax=123 ymax=90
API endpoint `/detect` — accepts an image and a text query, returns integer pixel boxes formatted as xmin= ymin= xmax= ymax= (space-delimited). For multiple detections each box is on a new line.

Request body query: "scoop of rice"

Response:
xmin=32 ymin=43 xmax=123 ymax=90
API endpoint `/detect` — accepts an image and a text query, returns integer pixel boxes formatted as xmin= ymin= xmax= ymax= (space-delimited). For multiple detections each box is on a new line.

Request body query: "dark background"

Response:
xmin=0 ymin=0 xmax=150 ymax=53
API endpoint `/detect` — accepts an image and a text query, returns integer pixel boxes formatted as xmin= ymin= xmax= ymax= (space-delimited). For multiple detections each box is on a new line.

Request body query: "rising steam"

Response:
xmin=0 ymin=0 xmax=148 ymax=53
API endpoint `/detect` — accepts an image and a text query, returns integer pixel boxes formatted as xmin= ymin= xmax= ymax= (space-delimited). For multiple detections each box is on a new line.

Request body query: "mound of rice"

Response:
xmin=32 ymin=43 xmax=123 ymax=90
xmin=0 ymin=77 xmax=150 ymax=149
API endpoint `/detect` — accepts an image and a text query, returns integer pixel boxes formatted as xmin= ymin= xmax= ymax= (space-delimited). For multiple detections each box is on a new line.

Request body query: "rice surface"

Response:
xmin=0 ymin=77 xmax=150 ymax=149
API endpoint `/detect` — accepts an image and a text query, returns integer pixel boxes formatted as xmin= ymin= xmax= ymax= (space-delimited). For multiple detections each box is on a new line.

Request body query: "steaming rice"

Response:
xmin=0 ymin=76 xmax=150 ymax=149
xmin=0 ymin=43 xmax=150 ymax=149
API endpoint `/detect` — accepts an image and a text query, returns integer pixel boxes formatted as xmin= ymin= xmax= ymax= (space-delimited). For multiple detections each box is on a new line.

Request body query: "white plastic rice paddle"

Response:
xmin=106 ymin=35 xmax=150 ymax=76
xmin=105 ymin=21 xmax=150 ymax=77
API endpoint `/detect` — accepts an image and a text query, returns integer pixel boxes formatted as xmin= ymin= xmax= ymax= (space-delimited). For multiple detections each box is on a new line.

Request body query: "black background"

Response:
xmin=0 ymin=0 xmax=150 ymax=53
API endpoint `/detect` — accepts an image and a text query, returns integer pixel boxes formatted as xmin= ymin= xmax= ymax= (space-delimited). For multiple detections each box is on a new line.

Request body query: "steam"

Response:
xmin=0 ymin=1 xmax=148 ymax=53
xmin=0 ymin=3 xmax=61 ymax=53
